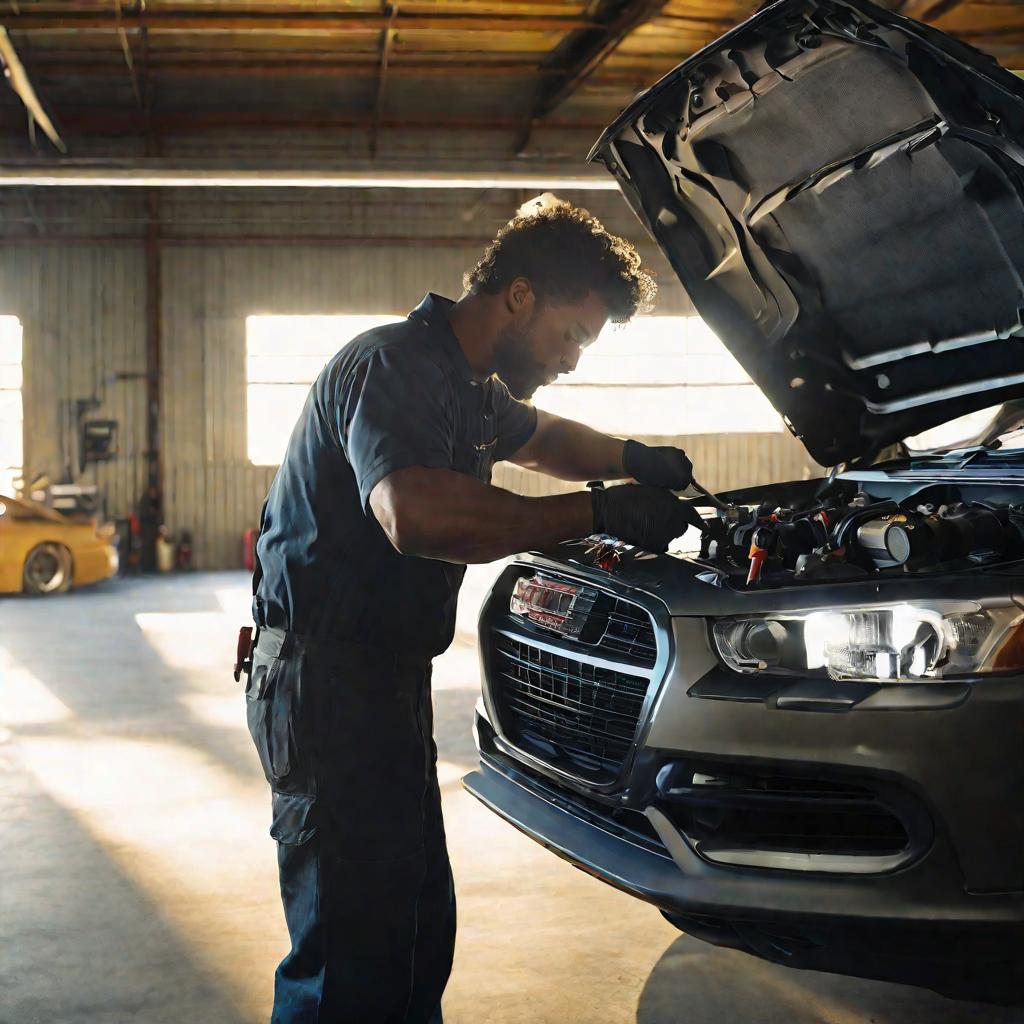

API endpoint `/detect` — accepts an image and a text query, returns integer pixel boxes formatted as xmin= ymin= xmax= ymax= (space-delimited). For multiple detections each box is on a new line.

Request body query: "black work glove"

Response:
xmin=591 ymin=484 xmax=696 ymax=552
xmin=622 ymin=439 xmax=693 ymax=491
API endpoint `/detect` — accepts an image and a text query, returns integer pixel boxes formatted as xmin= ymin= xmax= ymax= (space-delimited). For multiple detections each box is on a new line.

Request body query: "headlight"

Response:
xmin=711 ymin=599 xmax=1024 ymax=682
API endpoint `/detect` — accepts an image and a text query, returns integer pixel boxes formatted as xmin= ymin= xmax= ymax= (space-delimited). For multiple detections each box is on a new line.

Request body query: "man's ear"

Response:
xmin=506 ymin=277 xmax=534 ymax=317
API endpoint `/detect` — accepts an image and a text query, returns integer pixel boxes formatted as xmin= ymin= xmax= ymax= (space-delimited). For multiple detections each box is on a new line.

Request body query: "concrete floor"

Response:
xmin=1 ymin=570 xmax=1021 ymax=1024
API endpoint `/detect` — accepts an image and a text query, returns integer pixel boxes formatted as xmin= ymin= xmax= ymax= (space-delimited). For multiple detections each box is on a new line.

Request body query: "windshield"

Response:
xmin=905 ymin=404 xmax=1024 ymax=453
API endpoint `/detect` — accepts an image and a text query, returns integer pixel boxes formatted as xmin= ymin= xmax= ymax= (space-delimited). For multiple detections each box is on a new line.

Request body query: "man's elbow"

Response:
xmin=389 ymin=515 xmax=428 ymax=556
xmin=369 ymin=477 xmax=428 ymax=556
xmin=378 ymin=514 xmax=407 ymax=555
xmin=374 ymin=504 xmax=419 ymax=556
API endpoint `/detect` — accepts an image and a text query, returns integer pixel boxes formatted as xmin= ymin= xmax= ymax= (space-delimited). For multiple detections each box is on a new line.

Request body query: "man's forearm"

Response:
xmin=513 ymin=411 xmax=626 ymax=481
xmin=371 ymin=466 xmax=593 ymax=564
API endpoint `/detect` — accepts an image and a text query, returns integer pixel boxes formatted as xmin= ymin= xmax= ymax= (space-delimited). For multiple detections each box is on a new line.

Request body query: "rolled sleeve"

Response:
xmin=492 ymin=379 xmax=538 ymax=462
xmin=339 ymin=345 xmax=454 ymax=510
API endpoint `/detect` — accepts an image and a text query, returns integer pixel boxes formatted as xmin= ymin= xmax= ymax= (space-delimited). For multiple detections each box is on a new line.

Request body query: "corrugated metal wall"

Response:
xmin=6 ymin=188 xmax=818 ymax=568
xmin=0 ymin=245 xmax=147 ymax=518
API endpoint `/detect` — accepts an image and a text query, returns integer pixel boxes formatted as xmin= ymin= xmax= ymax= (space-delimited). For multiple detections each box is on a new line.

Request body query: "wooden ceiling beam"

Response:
xmin=517 ymin=0 xmax=670 ymax=153
xmin=28 ymin=58 xmax=536 ymax=77
xmin=113 ymin=0 xmax=143 ymax=110
xmin=1 ymin=12 xmax=592 ymax=33
xmin=0 ymin=110 xmax=612 ymax=134
xmin=956 ymin=27 xmax=1024 ymax=43
xmin=896 ymin=0 xmax=966 ymax=23
xmin=0 ymin=25 xmax=65 ymax=151
xmin=368 ymin=2 xmax=398 ymax=159
xmin=656 ymin=13 xmax=742 ymax=34
xmin=532 ymin=0 xmax=669 ymax=118
xmin=25 ymin=57 xmax=661 ymax=80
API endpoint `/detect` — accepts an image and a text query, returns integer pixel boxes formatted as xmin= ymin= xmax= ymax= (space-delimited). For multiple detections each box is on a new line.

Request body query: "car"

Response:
xmin=463 ymin=0 xmax=1024 ymax=1005
xmin=0 ymin=493 xmax=118 ymax=595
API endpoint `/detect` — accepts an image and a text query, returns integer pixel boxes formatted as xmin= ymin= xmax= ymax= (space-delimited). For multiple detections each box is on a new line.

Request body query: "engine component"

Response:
xmin=699 ymin=484 xmax=1024 ymax=589
xmin=912 ymin=504 xmax=1016 ymax=565
xmin=793 ymin=550 xmax=868 ymax=581
xmin=746 ymin=525 xmax=774 ymax=585
xmin=856 ymin=517 xmax=912 ymax=567
xmin=830 ymin=500 xmax=900 ymax=551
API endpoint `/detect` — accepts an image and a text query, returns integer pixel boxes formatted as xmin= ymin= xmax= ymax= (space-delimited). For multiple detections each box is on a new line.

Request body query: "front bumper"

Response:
xmin=466 ymin=742 xmax=1024 ymax=927
xmin=464 ymin=746 xmax=1024 ymax=1003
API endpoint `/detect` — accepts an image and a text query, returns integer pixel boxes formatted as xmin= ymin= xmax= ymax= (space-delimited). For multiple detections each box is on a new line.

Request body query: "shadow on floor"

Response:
xmin=0 ymin=751 xmax=251 ymax=1024
xmin=1 ymin=573 xmax=263 ymax=786
xmin=637 ymin=933 xmax=1024 ymax=1024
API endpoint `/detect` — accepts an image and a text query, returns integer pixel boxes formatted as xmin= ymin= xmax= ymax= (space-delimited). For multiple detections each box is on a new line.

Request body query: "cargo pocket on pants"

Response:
xmin=270 ymin=791 xmax=318 ymax=845
xmin=246 ymin=652 xmax=318 ymax=845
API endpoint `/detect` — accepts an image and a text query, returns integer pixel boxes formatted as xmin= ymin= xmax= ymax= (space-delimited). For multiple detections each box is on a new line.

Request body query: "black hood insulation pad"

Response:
xmin=590 ymin=0 xmax=1024 ymax=465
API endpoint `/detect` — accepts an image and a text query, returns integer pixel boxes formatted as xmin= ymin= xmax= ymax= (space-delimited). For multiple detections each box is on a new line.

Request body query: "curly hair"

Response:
xmin=463 ymin=195 xmax=656 ymax=322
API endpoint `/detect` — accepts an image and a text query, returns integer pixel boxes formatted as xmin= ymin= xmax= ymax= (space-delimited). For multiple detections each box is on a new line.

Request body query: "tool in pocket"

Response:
xmin=234 ymin=624 xmax=257 ymax=682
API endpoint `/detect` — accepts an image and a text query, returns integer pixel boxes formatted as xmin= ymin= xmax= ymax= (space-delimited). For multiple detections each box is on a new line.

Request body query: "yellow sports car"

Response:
xmin=0 ymin=494 xmax=118 ymax=595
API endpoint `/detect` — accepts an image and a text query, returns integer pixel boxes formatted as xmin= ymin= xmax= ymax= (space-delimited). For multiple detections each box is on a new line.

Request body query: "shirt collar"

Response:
xmin=408 ymin=292 xmax=482 ymax=383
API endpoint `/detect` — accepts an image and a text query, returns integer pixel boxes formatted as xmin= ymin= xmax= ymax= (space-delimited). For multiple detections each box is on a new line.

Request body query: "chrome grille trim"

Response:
xmin=488 ymin=577 xmax=661 ymax=783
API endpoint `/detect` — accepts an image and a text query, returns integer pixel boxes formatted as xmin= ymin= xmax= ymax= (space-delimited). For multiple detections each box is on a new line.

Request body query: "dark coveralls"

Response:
xmin=247 ymin=293 xmax=537 ymax=1023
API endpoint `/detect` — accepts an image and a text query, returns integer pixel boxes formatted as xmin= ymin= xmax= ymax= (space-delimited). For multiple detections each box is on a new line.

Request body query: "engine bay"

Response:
xmin=696 ymin=480 xmax=1024 ymax=588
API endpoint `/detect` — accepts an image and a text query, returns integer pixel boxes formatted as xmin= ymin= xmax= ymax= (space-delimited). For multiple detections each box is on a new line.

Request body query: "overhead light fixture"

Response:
xmin=0 ymin=165 xmax=620 ymax=190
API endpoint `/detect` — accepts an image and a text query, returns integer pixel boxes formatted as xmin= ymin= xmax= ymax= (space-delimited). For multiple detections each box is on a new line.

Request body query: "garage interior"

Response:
xmin=3 ymin=2 xmax=1024 ymax=1022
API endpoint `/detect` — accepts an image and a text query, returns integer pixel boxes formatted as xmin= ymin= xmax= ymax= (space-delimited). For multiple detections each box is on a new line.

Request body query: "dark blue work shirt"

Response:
xmin=253 ymin=293 xmax=538 ymax=658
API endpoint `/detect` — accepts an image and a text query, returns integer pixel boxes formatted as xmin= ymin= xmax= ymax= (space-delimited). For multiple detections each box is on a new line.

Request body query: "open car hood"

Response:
xmin=590 ymin=0 xmax=1024 ymax=466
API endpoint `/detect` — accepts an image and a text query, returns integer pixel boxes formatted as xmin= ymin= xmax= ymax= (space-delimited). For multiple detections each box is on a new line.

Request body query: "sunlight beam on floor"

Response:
xmin=15 ymin=734 xmax=284 ymax=1020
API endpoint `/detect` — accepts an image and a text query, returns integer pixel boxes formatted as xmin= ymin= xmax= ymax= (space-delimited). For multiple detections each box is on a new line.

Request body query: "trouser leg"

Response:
xmin=406 ymin=689 xmax=456 ymax=1024
xmin=250 ymin=649 xmax=456 ymax=1024
xmin=404 ymin=778 xmax=456 ymax=1023
xmin=272 ymin=833 xmax=323 ymax=1024
xmin=273 ymin=814 xmax=440 ymax=1024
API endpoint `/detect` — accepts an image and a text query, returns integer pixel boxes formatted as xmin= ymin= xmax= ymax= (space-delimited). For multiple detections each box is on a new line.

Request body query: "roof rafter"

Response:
xmin=25 ymin=56 xmax=663 ymax=82
xmin=517 ymin=0 xmax=670 ymax=154
xmin=1 ymin=11 xmax=591 ymax=33
xmin=113 ymin=0 xmax=143 ymax=109
xmin=897 ymin=0 xmax=967 ymax=23
xmin=369 ymin=1 xmax=398 ymax=159
xmin=0 ymin=110 xmax=612 ymax=135
xmin=0 ymin=25 xmax=65 ymax=152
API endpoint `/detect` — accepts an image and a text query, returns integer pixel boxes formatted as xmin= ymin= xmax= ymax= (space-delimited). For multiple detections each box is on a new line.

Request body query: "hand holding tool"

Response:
xmin=623 ymin=439 xmax=693 ymax=490
xmin=591 ymin=483 xmax=698 ymax=552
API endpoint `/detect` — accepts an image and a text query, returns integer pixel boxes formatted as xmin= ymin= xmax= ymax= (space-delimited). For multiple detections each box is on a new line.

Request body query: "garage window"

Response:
xmin=0 ymin=316 xmax=23 ymax=496
xmin=534 ymin=315 xmax=782 ymax=436
xmin=246 ymin=313 xmax=781 ymax=466
xmin=247 ymin=314 xmax=403 ymax=465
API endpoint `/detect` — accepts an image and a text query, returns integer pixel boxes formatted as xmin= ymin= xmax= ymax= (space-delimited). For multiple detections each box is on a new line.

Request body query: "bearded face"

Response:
xmin=491 ymin=315 xmax=551 ymax=400
xmin=490 ymin=288 xmax=610 ymax=400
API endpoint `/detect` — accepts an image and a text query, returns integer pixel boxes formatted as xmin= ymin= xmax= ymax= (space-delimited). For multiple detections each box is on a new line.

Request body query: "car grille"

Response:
xmin=490 ymin=630 xmax=655 ymax=781
xmin=589 ymin=595 xmax=658 ymax=668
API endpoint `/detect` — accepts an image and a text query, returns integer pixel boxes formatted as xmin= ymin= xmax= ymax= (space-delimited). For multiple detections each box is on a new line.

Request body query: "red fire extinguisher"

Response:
xmin=243 ymin=527 xmax=257 ymax=572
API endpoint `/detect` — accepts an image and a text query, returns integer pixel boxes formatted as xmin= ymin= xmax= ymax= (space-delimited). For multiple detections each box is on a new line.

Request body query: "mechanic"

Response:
xmin=245 ymin=198 xmax=697 ymax=1024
